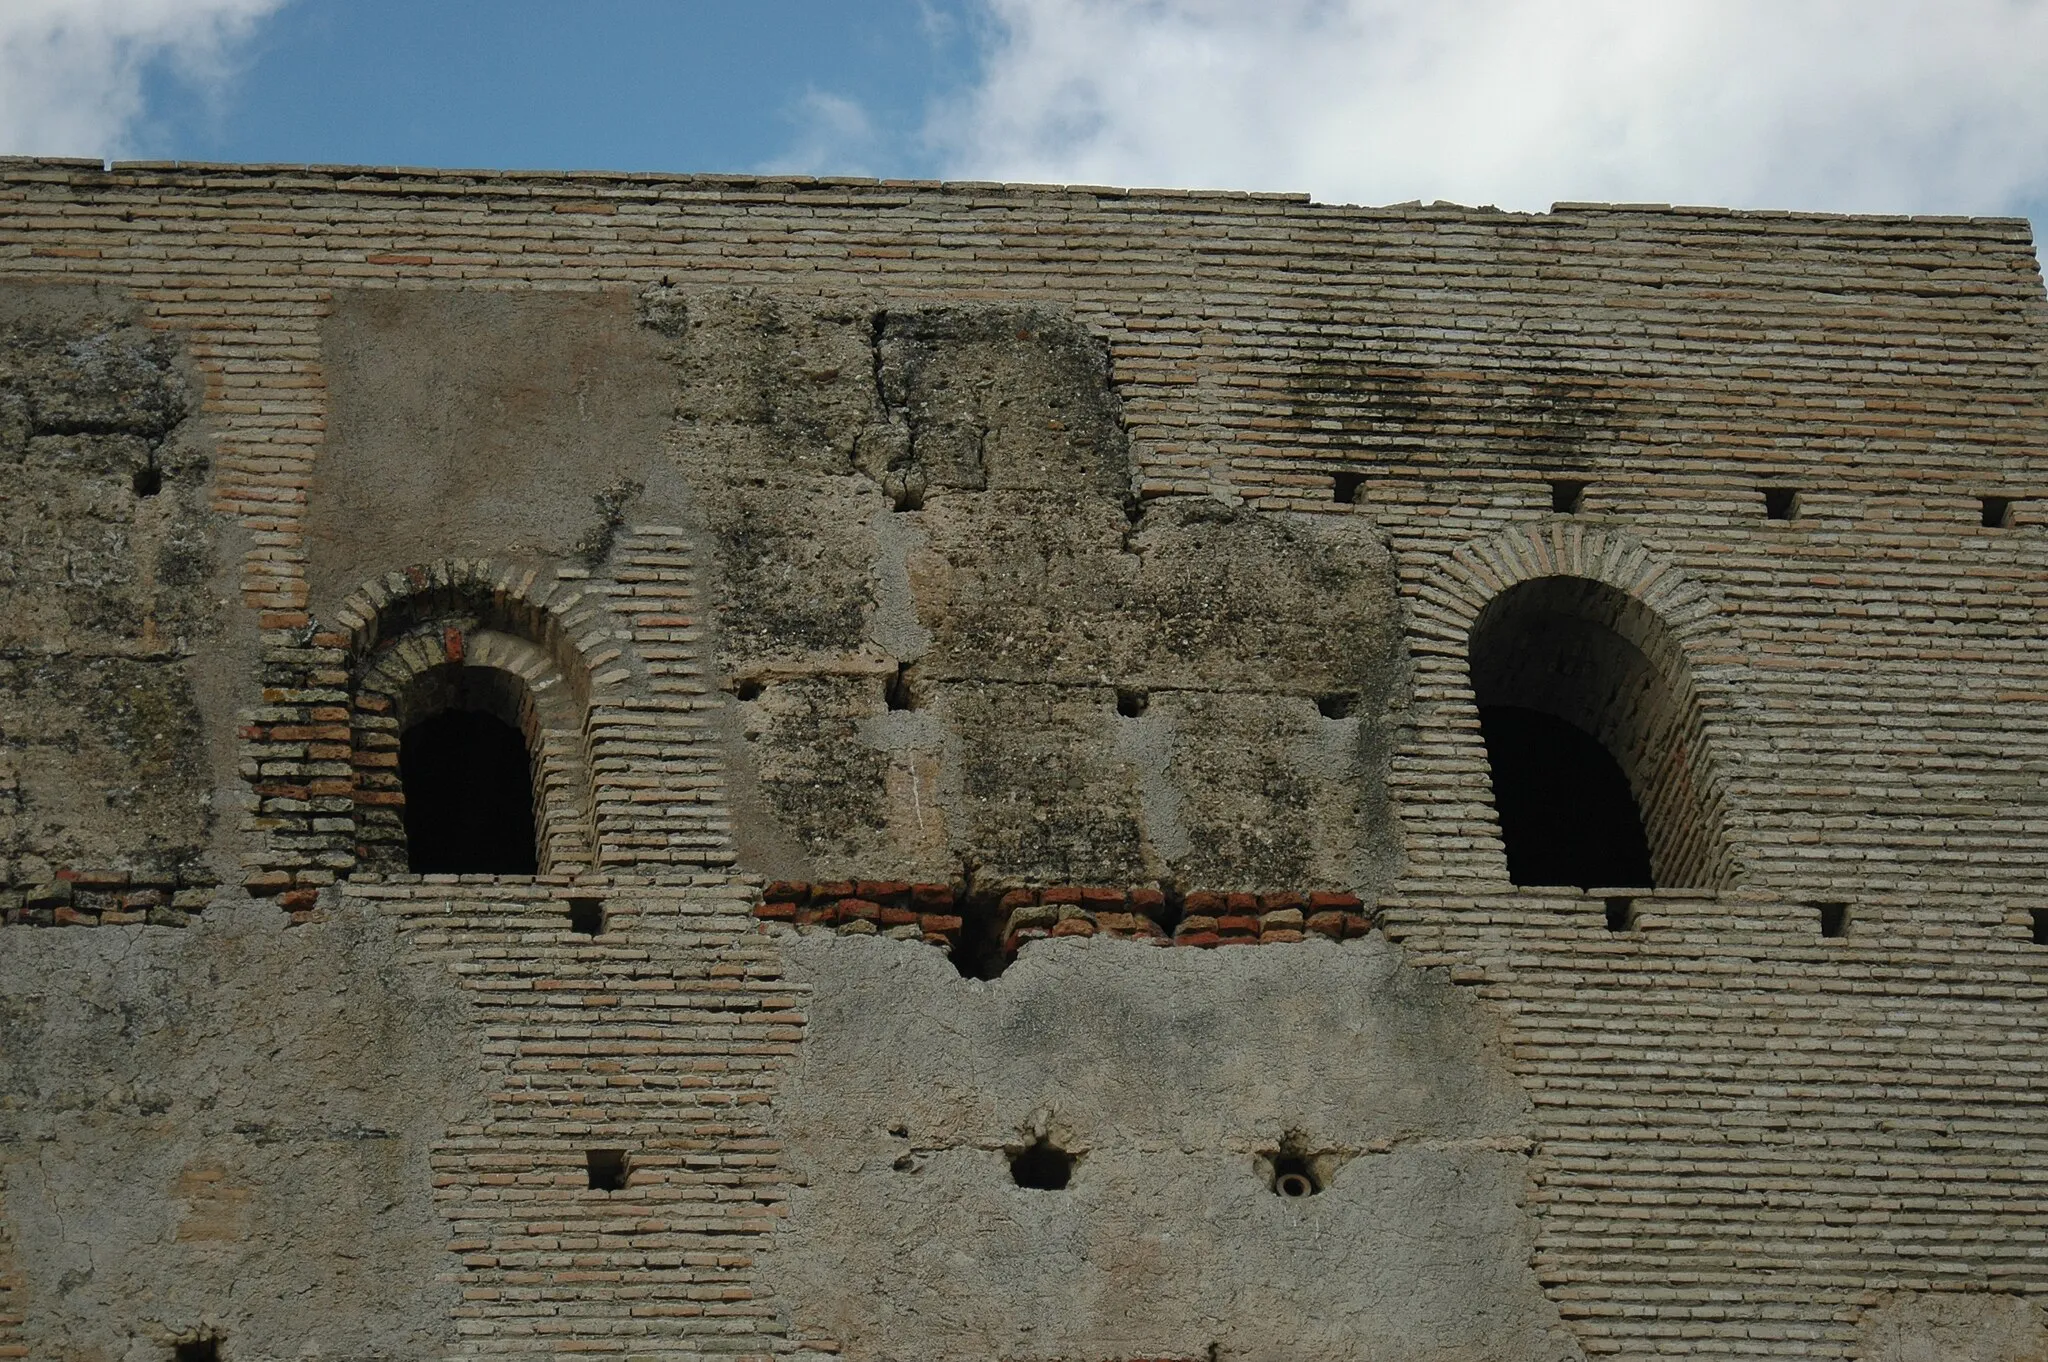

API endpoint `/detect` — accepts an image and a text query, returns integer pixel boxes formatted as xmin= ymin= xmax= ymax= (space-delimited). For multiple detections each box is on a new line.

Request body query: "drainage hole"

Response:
xmin=1009 ymin=1137 xmax=1074 ymax=1190
xmin=1272 ymin=1152 xmax=1320 ymax=1197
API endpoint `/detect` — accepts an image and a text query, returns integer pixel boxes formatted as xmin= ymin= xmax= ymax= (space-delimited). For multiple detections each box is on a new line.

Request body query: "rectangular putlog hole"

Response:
xmin=1816 ymin=901 xmax=1849 ymax=938
xmin=2031 ymin=908 xmax=2048 ymax=945
xmin=1603 ymin=896 xmax=1637 ymax=932
xmin=1550 ymin=479 xmax=1587 ymax=514
xmin=1763 ymin=487 xmax=1800 ymax=521
xmin=567 ymin=897 xmax=605 ymax=936
xmin=1982 ymin=495 xmax=2015 ymax=528
xmin=586 ymin=1148 xmax=630 ymax=1191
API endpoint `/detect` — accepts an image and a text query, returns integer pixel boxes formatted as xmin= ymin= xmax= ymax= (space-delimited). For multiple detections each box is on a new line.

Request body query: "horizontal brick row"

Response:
xmin=0 ymin=868 xmax=216 ymax=927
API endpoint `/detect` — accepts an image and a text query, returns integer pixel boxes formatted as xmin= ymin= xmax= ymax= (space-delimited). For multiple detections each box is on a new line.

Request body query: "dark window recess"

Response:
xmin=1550 ymin=479 xmax=1587 ymax=514
xmin=1316 ymin=693 xmax=1357 ymax=720
xmin=173 ymin=1339 xmax=220 ymax=1362
xmin=2032 ymin=908 xmax=2048 ymax=945
xmin=1271 ymin=1152 xmax=1320 ymax=1198
xmin=1009 ymin=1137 xmax=1074 ymax=1190
xmin=1332 ymin=470 xmax=1366 ymax=504
xmin=132 ymin=463 xmax=163 ymax=498
xmin=399 ymin=710 xmax=539 ymax=875
xmin=1116 ymin=688 xmax=1149 ymax=718
xmin=1763 ymin=487 xmax=1799 ymax=521
xmin=733 ymin=677 xmax=765 ymax=701
xmin=1479 ymin=706 xmax=1653 ymax=889
xmin=567 ymin=897 xmax=605 ymax=937
xmin=1982 ymin=495 xmax=2015 ymax=528
xmin=586 ymin=1148 xmax=630 ymax=1191
xmin=1817 ymin=902 xmax=1849 ymax=938
xmin=884 ymin=663 xmax=916 ymax=712
xmin=1604 ymin=896 xmax=1637 ymax=932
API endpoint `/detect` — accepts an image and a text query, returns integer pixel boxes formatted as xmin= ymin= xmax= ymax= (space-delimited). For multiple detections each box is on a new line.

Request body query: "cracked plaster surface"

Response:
xmin=764 ymin=930 xmax=1586 ymax=1362
xmin=0 ymin=903 xmax=480 ymax=1360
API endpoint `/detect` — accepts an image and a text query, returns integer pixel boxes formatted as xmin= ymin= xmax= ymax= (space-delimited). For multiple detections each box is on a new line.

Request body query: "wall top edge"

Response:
xmin=0 ymin=156 xmax=2033 ymax=233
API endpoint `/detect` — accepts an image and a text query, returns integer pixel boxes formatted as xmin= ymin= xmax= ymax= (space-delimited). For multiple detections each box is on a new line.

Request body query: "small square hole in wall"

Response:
xmin=132 ymin=464 xmax=163 ymax=498
xmin=1115 ymin=688 xmax=1148 ymax=718
xmin=1331 ymin=470 xmax=1366 ymax=505
xmin=1982 ymin=495 xmax=2015 ymax=528
xmin=1604 ymin=896 xmax=1636 ymax=932
xmin=2031 ymin=908 xmax=2048 ymax=945
xmin=1316 ymin=693 xmax=1357 ymax=719
xmin=173 ymin=1339 xmax=220 ymax=1362
xmin=1550 ymin=479 xmax=1587 ymax=514
xmin=567 ymin=897 xmax=604 ymax=937
xmin=586 ymin=1148 xmax=629 ymax=1191
xmin=1816 ymin=902 xmax=1849 ymax=938
xmin=1763 ymin=487 xmax=1800 ymax=521
xmin=733 ymin=677 xmax=765 ymax=701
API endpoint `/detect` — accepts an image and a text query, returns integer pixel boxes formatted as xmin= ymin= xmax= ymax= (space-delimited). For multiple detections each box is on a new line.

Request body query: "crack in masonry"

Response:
xmin=866 ymin=307 xmax=887 ymax=424
xmin=855 ymin=308 xmax=943 ymax=510
xmin=28 ymin=415 xmax=168 ymax=440
xmin=23 ymin=380 xmax=186 ymax=492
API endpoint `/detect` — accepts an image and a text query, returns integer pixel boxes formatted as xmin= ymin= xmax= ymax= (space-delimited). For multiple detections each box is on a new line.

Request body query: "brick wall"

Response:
xmin=1 ymin=160 xmax=2045 ymax=1358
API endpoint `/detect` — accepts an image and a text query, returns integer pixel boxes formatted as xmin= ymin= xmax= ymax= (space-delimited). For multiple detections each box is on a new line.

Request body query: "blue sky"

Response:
xmin=131 ymin=0 xmax=979 ymax=177
xmin=5 ymin=0 xmax=2048 ymax=230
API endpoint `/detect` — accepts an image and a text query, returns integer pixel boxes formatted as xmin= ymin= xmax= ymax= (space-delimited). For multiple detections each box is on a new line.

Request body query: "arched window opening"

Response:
xmin=396 ymin=664 xmax=541 ymax=875
xmin=1478 ymin=706 xmax=1652 ymax=888
xmin=1470 ymin=576 xmax=1726 ymax=890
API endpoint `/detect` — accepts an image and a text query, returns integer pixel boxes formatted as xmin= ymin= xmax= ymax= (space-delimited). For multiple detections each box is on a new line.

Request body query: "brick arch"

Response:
xmin=331 ymin=560 xmax=630 ymax=877
xmin=331 ymin=558 xmax=640 ymax=709
xmin=1398 ymin=522 xmax=1741 ymax=891
xmin=354 ymin=630 xmax=596 ymax=874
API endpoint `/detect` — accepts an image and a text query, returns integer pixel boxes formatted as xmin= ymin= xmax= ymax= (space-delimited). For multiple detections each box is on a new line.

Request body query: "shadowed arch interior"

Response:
xmin=396 ymin=663 xmax=540 ymax=874
xmin=1469 ymin=575 xmax=1726 ymax=890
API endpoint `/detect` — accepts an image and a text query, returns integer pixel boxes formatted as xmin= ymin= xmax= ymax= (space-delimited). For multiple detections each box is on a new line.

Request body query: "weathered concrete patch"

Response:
xmin=1858 ymin=1291 xmax=2048 ymax=1362
xmin=0 ymin=901 xmax=481 ymax=1359
xmin=765 ymin=932 xmax=1584 ymax=1362
xmin=309 ymin=287 xmax=690 ymax=618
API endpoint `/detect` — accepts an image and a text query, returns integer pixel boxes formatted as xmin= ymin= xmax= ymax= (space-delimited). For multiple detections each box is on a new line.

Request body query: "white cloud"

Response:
xmin=936 ymin=0 xmax=2048 ymax=215
xmin=0 ymin=0 xmax=284 ymax=160
xmin=761 ymin=90 xmax=883 ymax=177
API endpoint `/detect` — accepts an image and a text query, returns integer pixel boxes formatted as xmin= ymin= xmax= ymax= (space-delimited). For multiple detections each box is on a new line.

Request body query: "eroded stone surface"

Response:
xmin=666 ymin=290 xmax=1404 ymax=894
xmin=0 ymin=283 xmax=225 ymax=888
